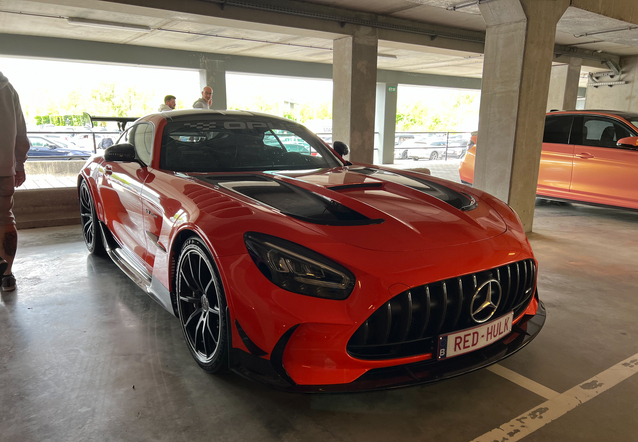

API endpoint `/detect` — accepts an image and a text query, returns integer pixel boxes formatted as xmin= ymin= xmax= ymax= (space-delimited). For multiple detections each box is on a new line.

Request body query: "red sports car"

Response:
xmin=78 ymin=110 xmax=545 ymax=392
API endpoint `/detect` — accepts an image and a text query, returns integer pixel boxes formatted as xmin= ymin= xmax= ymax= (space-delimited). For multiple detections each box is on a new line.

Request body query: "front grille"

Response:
xmin=347 ymin=259 xmax=536 ymax=360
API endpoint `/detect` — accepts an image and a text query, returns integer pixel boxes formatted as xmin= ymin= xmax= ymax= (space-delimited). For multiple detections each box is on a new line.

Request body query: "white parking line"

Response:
xmin=473 ymin=353 xmax=638 ymax=442
xmin=487 ymin=364 xmax=559 ymax=400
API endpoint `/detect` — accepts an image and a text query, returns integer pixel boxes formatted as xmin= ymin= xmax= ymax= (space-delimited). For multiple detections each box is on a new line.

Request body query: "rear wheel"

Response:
xmin=79 ymin=180 xmax=105 ymax=255
xmin=429 ymin=151 xmax=439 ymax=161
xmin=176 ymin=237 xmax=229 ymax=374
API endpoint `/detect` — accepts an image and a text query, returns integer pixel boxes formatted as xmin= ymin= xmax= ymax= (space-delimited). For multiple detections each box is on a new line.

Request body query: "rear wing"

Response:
xmin=84 ymin=113 xmax=139 ymax=131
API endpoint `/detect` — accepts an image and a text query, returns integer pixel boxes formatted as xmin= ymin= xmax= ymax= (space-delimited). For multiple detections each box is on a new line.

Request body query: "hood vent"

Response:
xmin=198 ymin=175 xmax=384 ymax=226
xmin=351 ymin=168 xmax=477 ymax=211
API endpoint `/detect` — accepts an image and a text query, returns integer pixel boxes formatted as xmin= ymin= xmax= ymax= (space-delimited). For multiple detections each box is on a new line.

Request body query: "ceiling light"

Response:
xmin=67 ymin=17 xmax=152 ymax=33
xmin=378 ymin=53 xmax=398 ymax=59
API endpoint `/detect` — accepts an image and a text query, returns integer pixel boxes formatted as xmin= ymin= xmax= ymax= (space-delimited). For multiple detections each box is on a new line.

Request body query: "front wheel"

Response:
xmin=79 ymin=180 xmax=105 ymax=255
xmin=176 ymin=237 xmax=229 ymax=374
xmin=429 ymin=151 xmax=439 ymax=161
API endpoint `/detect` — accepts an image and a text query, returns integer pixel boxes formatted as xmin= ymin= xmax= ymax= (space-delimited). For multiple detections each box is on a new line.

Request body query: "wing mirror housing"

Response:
xmin=617 ymin=136 xmax=638 ymax=149
xmin=104 ymin=143 xmax=136 ymax=162
xmin=333 ymin=141 xmax=349 ymax=157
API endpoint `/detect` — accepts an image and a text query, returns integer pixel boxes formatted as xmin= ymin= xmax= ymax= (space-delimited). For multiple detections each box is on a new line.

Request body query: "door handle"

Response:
xmin=105 ymin=165 xmax=113 ymax=176
xmin=575 ymin=152 xmax=595 ymax=159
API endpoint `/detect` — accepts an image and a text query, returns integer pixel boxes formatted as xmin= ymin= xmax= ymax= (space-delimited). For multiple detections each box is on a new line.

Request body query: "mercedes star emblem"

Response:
xmin=470 ymin=279 xmax=502 ymax=323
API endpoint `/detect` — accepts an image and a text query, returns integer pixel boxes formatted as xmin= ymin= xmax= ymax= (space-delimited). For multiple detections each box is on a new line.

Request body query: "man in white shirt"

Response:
xmin=158 ymin=95 xmax=176 ymax=112
xmin=192 ymin=86 xmax=213 ymax=109
xmin=0 ymin=71 xmax=30 ymax=292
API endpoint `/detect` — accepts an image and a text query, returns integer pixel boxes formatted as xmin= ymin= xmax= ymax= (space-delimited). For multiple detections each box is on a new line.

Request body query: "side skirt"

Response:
xmin=98 ymin=221 xmax=174 ymax=314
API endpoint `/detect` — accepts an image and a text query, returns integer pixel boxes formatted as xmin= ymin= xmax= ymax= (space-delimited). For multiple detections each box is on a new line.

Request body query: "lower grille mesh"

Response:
xmin=347 ymin=259 xmax=536 ymax=360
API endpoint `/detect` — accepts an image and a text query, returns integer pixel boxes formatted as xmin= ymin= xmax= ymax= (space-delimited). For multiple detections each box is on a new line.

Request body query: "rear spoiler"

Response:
xmin=84 ymin=113 xmax=139 ymax=131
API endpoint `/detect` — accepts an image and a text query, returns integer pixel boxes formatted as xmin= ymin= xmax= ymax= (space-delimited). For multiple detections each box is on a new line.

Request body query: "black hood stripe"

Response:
xmin=350 ymin=167 xmax=477 ymax=211
xmin=196 ymin=174 xmax=385 ymax=226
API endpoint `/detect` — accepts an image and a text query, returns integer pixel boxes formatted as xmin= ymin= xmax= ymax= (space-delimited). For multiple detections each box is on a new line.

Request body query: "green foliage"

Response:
xmin=396 ymin=92 xmax=479 ymax=132
xmin=227 ymin=96 xmax=332 ymax=124
xmin=24 ymin=82 xmax=156 ymax=125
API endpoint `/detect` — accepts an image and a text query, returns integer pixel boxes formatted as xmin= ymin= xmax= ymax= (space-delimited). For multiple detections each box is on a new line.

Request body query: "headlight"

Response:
xmin=244 ymin=232 xmax=355 ymax=300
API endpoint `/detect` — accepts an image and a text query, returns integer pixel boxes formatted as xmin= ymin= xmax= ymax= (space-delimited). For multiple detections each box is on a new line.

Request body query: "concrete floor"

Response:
xmin=1 ymin=201 xmax=637 ymax=442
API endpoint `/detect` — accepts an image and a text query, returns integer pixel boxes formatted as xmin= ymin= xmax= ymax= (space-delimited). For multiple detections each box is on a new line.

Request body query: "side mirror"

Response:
xmin=333 ymin=141 xmax=349 ymax=157
xmin=617 ymin=136 xmax=638 ymax=148
xmin=104 ymin=143 xmax=136 ymax=162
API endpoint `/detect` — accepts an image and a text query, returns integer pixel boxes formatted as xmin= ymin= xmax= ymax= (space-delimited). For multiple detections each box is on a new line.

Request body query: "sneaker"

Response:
xmin=1 ymin=274 xmax=16 ymax=292
xmin=0 ymin=259 xmax=7 ymax=277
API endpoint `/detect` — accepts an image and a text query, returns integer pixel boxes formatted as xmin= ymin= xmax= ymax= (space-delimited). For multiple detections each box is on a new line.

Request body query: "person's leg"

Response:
xmin=0 ymin=176 xmax=17 ymax=291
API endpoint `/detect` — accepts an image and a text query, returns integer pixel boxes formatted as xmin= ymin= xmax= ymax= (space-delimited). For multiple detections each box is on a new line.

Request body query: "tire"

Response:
xmin=401 ymin=150 xmax=408 ymax=159
xmin=176 ymin=237 xmax=229 ymax=374
xmin=429 ymin=151 xmax=439 ymax=161
xmin=79 ymin=180 xmax=106 ymax=255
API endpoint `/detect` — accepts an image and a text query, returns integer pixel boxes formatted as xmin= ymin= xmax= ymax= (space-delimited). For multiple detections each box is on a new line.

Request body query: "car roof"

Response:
xmin=547 ymin=109 xmax=638 ymax=120
xmin=151 ymin=109 xmax=300 ymax=124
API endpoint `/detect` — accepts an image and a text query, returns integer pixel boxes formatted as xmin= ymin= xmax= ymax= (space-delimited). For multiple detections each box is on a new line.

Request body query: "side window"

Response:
xmin=543 ymin=116 xmax=573 ymax=144
xmin=582 ymin=117 xmax=634 ymax=148
xmin=133 ymin=123 xmax=154 ymax=165
xmin=29 ymin=137 xmax=46 ymax=147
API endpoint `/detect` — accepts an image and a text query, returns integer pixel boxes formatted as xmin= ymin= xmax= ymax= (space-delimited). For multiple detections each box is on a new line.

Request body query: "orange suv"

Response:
xmin=459 ymin=110 xmax=638 ymax=210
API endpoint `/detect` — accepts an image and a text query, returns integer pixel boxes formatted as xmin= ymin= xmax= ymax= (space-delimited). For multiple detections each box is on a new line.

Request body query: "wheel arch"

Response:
xmin=168 ymin=227 xmax=231 ymax=318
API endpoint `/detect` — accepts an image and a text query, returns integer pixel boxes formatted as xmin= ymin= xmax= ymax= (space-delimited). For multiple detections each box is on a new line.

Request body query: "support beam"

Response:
xmin=332 ymin=27 xmax=378 ymax=163
xmin=0 ymin=34 xmax=481 ymax=91
xmin=546 ymin=57 xmax=582 ymax=111
xmin=199 ymin=59 xmax=227 ymax=110
xmin=375 ymin=82 xmax=398 ymax=165
xmin=476 ymin=0 xmax=569 ymax=232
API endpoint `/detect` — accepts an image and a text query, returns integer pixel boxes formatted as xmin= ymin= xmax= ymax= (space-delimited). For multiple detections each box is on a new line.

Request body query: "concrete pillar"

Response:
xmin=547 ymin=57 xmax=582 ymax=111
xmin=476 ymin=0 xmax=569 ymax=232
xmin=585 ymin=55 xmax=638 ymax=111
xmin=375 ymin=82 xmax=398 ymax=165
xmin=332 ymin=27 xmax=378 ymax=163
xmin=199 ymin=58 xmax=227 ymax=110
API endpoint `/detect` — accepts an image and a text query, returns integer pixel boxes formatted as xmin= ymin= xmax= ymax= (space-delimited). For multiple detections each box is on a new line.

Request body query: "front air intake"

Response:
xmin=347 ymin=259 xmax=536 ymax=360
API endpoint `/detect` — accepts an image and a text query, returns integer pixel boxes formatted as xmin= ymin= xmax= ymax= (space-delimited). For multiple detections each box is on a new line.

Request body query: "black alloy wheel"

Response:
xmin=79 ymin=180 xmax=105 ymax=255
xmin=176 ymin=237 xmax=229 ymax=373
xmin=429 ymin=151 xmax=439 ymax=161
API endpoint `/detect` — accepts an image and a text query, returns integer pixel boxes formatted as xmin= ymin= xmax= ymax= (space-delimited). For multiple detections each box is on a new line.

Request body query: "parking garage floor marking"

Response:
xmin=472 ymin=353 xmax=638 ymax=442
xmin=487 ymin=364 xmax=559 ymax=400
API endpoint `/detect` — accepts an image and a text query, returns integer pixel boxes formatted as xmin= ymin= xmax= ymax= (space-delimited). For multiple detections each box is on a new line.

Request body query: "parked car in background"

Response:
xmin=395 ymin=134 xmax=416 ymax=145
xmin=27 ymin=135 xmax=91 ymax=160
xmin=459 ymin=110 xmax=638 ymax=210
xmin=78 ymin=109 xmax=544 ymax=392
xmin=396 ymin=137 xmax=447 ymax=161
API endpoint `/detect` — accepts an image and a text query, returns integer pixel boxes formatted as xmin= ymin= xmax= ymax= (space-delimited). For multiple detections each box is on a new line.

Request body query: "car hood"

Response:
xmin=191 ymin=166 xmax=507 ymax=252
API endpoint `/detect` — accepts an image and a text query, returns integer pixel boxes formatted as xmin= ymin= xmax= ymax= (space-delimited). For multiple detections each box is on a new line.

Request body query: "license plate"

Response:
xmin=437 ymin=311 xmax=513 ymax=360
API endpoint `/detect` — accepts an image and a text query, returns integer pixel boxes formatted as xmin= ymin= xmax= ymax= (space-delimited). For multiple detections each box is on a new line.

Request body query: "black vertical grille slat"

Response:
xmin=444 ymin=279 xmax=464 ymax=331
xmin=347 ymin=259 xmax=538 ymax=360
xmin=380 ymin=302 xmax=392 ymax=344
xmin=394 ymin=291 xmax=413 ymax=343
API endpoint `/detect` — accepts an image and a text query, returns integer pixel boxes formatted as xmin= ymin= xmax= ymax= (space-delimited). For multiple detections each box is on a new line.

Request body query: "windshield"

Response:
xmin=160 ymin=116 xmax=342 ymax=173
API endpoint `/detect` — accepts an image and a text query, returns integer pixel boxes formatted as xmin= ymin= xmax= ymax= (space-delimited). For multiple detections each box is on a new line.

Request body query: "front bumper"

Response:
xmin=230 ymin=301 xmax=546 ymax=393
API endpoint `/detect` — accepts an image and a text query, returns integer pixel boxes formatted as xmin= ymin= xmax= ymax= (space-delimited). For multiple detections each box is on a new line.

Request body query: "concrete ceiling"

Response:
xmin=1 ymin=0 xmax=637 ymax=80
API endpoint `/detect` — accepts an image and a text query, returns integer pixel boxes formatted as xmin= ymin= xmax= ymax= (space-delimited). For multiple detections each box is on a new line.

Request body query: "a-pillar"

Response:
xmin=376 ymin=82 xmax=398 ymax=164
xmin=332 ymin=27 xmax=378 ymax=163
xmin=476 ymin=0 xmax=570 ymax=232
xmin=199 ymin=58 xmax=227 ymax=110
xmin=546 ymin=57 xmax=582 ymax=111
